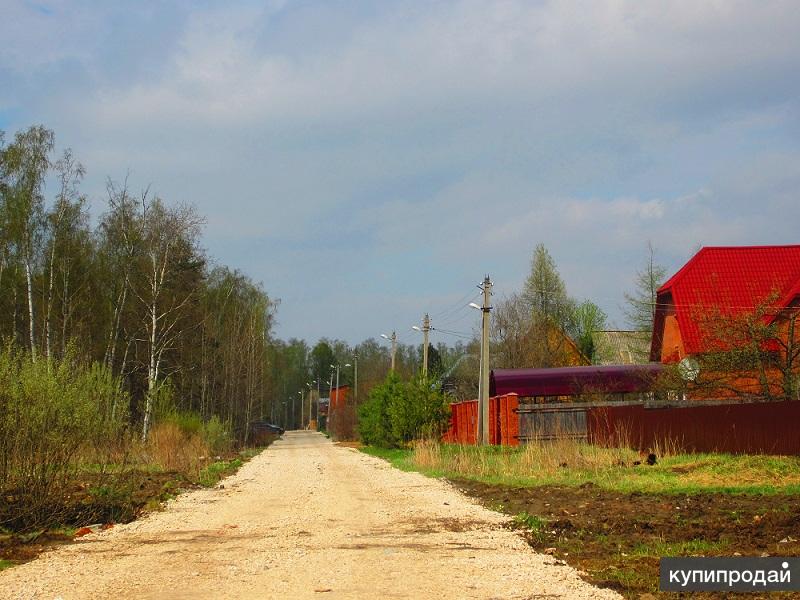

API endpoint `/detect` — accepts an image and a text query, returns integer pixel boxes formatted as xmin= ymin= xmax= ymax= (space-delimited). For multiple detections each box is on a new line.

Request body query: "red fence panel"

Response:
xmin=444 ymin=397 xmax=519 ymax=446
xmin=498 ymin=394 xmax=520 ymax=446
xmin=588 ymin=401 xmax=800 ymax=455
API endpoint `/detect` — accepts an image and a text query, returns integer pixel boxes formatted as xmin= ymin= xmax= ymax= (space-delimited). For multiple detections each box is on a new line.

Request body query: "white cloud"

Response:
xmin=3 ymin=0 xmax=800 ymax=341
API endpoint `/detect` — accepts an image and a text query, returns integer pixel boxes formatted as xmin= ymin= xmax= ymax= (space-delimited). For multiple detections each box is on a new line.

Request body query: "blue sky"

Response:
xmin=2 ymin=1 xmax=800 ymax=344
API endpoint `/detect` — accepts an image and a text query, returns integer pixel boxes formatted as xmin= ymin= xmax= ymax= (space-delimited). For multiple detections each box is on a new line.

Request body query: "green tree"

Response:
xmin=390 ymin=374 xmax=450 ymax=442
xmin=519 ymin=244 xmax=579 ymax=367
xmin=523 ymin=243 xmax=574 ymax=322
xmin=357 ymin=370 xmax=404 ymax=447
xmin=1 ymin=125 xmax=55 ymax=360
xmin=569 ymin=300 xmax=608 ymax=361
xmin=623 ymin=242 xmax=667 ymax=334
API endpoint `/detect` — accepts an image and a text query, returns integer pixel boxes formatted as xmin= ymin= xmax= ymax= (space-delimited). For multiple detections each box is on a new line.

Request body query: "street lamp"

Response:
xmin=298 ymin=390 xmax=304 ymax=429
xmin=381 ymin=332 xmax=398 ymax=371
xmin=344 ymin=358 xmax=358 ymax=405
xmin=412 ymin=314 xmax=432 ymax=376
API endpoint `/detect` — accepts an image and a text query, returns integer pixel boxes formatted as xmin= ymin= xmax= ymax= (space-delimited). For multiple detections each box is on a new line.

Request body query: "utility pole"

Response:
xmin=300 ymin=390 xmax=304 ymax=429
xmin=354 ymin=352 xmax=359 ymax=405
xmin=390 ymin=331 xmax=397 ymax=371
xmin=328 ymin=367 xmax=334 ymax=431
xmin=382 ymin=331 xmax=398 ymax=371
xmin=477 ymin=275 xmax=493 ymax=445
xmin=422 ymin=313 xmax=431 ymax=376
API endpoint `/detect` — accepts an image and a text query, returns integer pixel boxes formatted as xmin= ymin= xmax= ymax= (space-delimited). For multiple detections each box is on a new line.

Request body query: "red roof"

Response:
xmin=652 ymin=245 xmax=800 ymax=357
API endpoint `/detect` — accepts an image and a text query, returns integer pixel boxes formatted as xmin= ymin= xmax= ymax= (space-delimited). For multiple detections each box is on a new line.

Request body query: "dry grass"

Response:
xmin=400 ymin=439 xmax=800 ymax=494
xmin=411 ymin=438 xmax=641 ymax=484
xmin=144 ymin=423 xmax=211 ymax=480
xmin=400 ymin=438 xmax=800 ymax=494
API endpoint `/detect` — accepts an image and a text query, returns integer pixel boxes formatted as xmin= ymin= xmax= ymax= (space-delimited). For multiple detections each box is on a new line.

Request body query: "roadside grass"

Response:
xmin=365 ymin=440 xmax=800 ymax=495
xmin=512 ymin=512 xmax=547 ymax=543
xmin=0 ymin=560 xmax=14 ymax=571
xmin=198 ymin=457 xmax=244 ymax=487
xmin=628 ymin=538 xmax=728 ymax=558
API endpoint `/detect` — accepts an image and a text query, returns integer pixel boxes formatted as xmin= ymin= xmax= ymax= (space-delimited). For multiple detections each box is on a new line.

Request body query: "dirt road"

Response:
xmin=0 ymin=432 xmax=619 ymax=599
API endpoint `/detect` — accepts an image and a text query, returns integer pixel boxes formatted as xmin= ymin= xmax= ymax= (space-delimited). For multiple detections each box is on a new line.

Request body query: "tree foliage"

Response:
xmin=694 ymin=294 xmax=800 ymax=401
xmin=623 ymin=242 xmax=667 ymax=334
xmin=0 ymin=125 xmax=278 ymax=442
xmin=358 ymin=372 xmax=450 ymax=447
xmin=493 ymin=243 xmax=606 ymax=368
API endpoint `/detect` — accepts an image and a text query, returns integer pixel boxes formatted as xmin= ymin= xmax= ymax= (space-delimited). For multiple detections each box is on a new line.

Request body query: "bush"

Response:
xmin=358 ymin=372 xmax=450 ymax=448
xmin=0 ymin=345 xmax=128 ymax=529
xmin=153 ymin=384 xmax=232 ymax=455
xmin=358 ymin=371 xmax=404 ymax=447
xmin=202 ymin=415 xmax=231 ymax=454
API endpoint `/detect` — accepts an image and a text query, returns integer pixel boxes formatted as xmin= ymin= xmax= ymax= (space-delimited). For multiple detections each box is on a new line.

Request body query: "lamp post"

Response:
xmin=353 ymin=352 xmax=358 ymax=404
xmin=299 ymin=390 xmax=304 ymax=429
xmin=329 ymin=363 xmax=341 ymax=432
xmin=470 ymin=275 xmax=492 ymax=445
xmin=344 ymin=357 xmax=357 ymax=405
xmin=381 ymin=332 xmax=397 ymax=371
xmin=412 ymin=314 xmax=432 ymax=376
xmin=307 ymin=381 xmax=315 ymax=429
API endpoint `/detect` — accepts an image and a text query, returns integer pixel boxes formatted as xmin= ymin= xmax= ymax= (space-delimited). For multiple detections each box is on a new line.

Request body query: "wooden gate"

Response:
xmin=517 ymin=403 xmax=588 ymax=442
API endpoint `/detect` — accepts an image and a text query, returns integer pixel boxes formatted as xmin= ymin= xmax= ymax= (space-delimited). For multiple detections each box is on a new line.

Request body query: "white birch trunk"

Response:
xmin=24 ymin=256 xmax=36 ymax=361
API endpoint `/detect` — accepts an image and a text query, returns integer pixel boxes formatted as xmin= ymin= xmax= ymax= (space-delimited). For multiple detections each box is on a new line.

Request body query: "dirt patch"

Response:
xmin=0 ymin=470 xmax=194 ymax=569
xmin=335 ymin=441 xmax=364 ymax=449
xmin=452 ymin=479 xmax=800 ymax=598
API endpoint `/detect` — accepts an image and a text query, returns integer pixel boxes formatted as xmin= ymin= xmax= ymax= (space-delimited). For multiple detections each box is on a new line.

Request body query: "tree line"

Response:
xmin=0 ymin=123 xmax=677 ymax=445
xmin=0 ymin=125 xmax=278 ymax=442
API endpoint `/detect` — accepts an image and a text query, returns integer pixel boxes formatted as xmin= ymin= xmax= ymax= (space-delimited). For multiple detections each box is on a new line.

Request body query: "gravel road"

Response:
xmin=0 ymin=431 xmax=620 ymax=599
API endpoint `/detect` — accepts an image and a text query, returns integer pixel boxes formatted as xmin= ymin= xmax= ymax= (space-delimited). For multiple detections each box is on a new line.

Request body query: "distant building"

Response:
xmin=329 ymin=385 xmax=350 ymax=411
xmin=591 ymin=330 xmax=651 ymax=365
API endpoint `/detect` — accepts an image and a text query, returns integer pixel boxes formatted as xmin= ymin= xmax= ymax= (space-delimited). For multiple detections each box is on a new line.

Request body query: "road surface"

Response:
xmin=0 ymin=431 xmax=619 ymax=599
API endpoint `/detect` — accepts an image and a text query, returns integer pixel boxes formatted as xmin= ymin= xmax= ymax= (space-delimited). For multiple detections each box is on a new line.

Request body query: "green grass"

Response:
xmin=598 ymin=565 xmax=655 ymax=592
xmin=512 ymin=511 xmax=548 ymax=543
xmin=359 ymin=446 xmax=412 ymax=465
xmin=198 ymin=458 xmax=243 ymax=487
xmin=0 ymin=559 xmax=14 ymax=572
xmin=361 ymin=442 xmax=800 ymax=495
xmin=629 ymin=538 xmax=728 ymax=558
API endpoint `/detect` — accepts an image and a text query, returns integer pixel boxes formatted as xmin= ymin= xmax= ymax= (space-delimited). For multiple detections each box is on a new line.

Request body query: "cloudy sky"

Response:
xmin=2 ymin=1 xmax=799 ymax=345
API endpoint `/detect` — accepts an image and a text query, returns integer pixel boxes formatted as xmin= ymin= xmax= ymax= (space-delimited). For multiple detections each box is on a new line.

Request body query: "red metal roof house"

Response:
xmin=650 ymin=245 xmax=800 ymax=400
xmin=651 ymin=245 xmax=800 ymax=363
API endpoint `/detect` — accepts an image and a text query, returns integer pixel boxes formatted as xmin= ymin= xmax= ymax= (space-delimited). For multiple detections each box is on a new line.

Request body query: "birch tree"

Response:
xmin=44 ymin=149 xmax=86 ymax=361
xmin=2 ymin=126 xmax=54 ymax=360
xmin=623 ymin=242 xmax=668 ymax=334
xmin=134 ymin=196 xmax=204 ymax=439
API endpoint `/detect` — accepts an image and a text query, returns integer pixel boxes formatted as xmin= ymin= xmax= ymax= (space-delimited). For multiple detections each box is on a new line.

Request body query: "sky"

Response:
xmin=2 ymin=0 xmax=800 ymax=345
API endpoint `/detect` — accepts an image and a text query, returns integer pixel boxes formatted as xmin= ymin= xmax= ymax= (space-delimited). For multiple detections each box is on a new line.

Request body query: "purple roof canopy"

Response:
xmin=490 ymin=364 xmax=664 ymax=398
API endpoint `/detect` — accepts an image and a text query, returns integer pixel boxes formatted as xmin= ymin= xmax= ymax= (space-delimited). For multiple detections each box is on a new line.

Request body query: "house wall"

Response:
xmin=661 ymin=313 xmax=685 ymax=363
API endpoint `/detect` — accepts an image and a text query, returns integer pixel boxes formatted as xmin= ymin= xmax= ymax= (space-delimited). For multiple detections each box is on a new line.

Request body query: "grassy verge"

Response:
xmin=376 ymin=440 xmax=800 ymax=494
